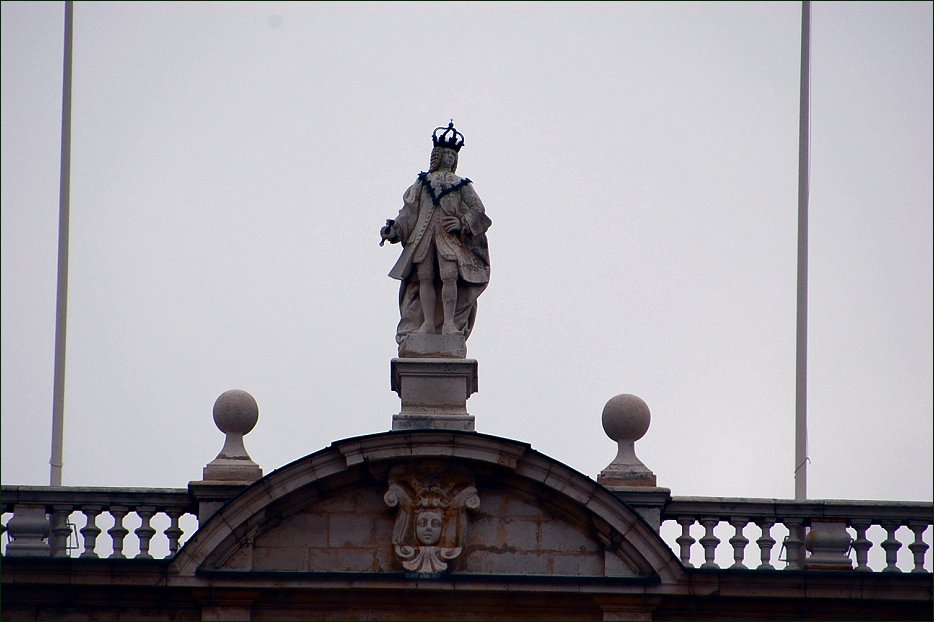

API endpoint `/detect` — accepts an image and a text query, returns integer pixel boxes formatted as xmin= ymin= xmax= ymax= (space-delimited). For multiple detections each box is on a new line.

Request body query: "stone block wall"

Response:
xmin=227 ymin=476 xmax=609 ymax=577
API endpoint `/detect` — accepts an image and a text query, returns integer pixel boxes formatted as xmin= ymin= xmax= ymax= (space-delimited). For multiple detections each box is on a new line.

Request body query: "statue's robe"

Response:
xmin=388 ymin=171 xmax=491 ymax=343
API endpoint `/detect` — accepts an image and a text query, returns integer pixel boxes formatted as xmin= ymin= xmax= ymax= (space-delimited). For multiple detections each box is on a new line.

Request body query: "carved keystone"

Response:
xmin=384 ymin=462 xmax=479 ymax=574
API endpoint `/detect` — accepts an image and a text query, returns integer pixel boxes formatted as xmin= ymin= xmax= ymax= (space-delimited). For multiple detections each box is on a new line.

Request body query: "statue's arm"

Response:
xmin=381 ymin=182 xmax=421 ymax=245
xmin=459 ymin=184 xmax=491 ymax=237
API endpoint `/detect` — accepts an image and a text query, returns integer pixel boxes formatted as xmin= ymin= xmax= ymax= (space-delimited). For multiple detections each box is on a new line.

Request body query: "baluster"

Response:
xmin=699 ymin=518 xmax=720 ymax=569
xmin=108 ymin=506 xmax=129 ymax=559
xmin=728 ymin=517 xmax=749 ymax=569
xmin=880 ymin=521 xmax=902 ymax=573
xmin=135 ymin=506 xmax=156 ymax=559
xmin=79 ymin=505 xmax=102 ymax=559
xmin=783 ymin=518 xmax=805 ymax=570
xmin=675 ymin=517 xmax=695 ymax=568
xmin=50 ymin=505 xmax=73 ymax=558
xmin=755 ymin=519 xmax=776 ymax=570
xmin=907 ymin=521 xmax=930 ymax=573
xmin=850 ymin=519 xmax=872 ymax=572
xmin=165 ymin=509 xmax=184 ymax=556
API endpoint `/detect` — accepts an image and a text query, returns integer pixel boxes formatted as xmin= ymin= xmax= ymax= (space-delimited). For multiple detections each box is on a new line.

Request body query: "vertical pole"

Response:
xmin=794 ymin=0 xmax=811 ymax=502
xmin=50 ymin=0 xmax=74 ymax=487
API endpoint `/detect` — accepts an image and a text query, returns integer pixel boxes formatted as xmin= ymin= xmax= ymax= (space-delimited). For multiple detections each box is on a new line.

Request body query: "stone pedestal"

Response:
xmin=5 ymin=504 xmax=50 ymax=557
xmin=391 ymin=358 xmax=478 ymax=431
xmin=188 ymin=481 xmax=253 ymax=524
xmin=805 ymin=518 xmax=854 ymax=570
xmin=609 ymin=487 xmax=672 ymax=532
xmin=399 ymin=333 xmax=467 ymax=359
xmin=190 ymin=389 xmax=264 ymax=523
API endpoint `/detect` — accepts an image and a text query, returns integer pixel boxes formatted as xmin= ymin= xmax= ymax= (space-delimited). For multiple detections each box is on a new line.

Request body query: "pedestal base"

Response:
xmin=202 ymin=457 xmax=263 ymax=482
xmin=399 ymin=333 xmax=467 ymax=358
xmin=391 ymin=357 xmax=478 ymax=432
xmin=391 ymin=413 xmax=476 ymax=431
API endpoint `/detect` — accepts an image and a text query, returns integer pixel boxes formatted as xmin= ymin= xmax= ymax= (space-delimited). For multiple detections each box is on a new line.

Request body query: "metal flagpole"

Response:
xmin=794 ymin=0 xmax=811 ymax=502
xmin=50 ymin=0 xmax=74 ymax=487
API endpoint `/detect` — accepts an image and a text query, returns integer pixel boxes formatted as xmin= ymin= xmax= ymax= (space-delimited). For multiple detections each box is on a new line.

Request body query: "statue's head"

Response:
xmin=429 ymin=121 xmax=464 ymax=172
xmin=429 ymin=146 xmax=458 ymax=173
xmin=414 ymin=508 xmax=444 ymax=546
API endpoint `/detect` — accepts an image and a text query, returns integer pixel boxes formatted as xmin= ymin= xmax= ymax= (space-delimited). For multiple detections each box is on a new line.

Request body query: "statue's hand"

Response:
xmin=442 ymin=216 xmax=461 ymax=233
xmin=379 ymin=219 xmax=396 ymax=246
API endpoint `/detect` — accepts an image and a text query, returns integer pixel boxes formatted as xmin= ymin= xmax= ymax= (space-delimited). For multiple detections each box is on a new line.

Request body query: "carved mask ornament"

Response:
xmin=384 ymin=462 xmax=479 ymax=573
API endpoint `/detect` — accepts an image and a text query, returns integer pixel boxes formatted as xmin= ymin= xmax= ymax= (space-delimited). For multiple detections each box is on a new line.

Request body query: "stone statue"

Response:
xmin=380 ymin=122 xmax=491 ymax=349
xmin=384 ymin=462 xmax=480 ymax=573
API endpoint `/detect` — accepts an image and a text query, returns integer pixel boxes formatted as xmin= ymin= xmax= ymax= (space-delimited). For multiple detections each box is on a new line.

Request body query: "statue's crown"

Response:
xmin=432 ymin=121 xmax=464 ymax=152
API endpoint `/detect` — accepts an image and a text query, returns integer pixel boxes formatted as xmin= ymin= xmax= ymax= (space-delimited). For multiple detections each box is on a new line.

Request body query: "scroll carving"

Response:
xmin=383 ymin=462 xmax=479 ymax=573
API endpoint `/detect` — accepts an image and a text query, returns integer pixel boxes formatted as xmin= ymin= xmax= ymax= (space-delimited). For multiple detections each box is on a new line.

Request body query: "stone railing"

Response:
xmin=659 ymin=497 xmax=933 ymax=573
xmin=1 ymin=486 xmax=196 ymax=560
xmin=5 ymin=483 xmax=930 ymax=574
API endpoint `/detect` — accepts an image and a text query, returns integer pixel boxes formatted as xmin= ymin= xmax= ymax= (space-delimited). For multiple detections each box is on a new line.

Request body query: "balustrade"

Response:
xmin=4 ymin=486 xmax=931 ymax=573
xmin=660 ymin=497 xmax=932 ymax=573
xmin=1 ymin=486 xmax=196 ymax=560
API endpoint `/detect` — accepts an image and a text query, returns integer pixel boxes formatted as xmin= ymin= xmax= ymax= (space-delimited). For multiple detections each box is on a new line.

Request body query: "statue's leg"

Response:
xmin=438 ymin=257 xmax=459 ymax=335
xmin=414 ymin=248 xmax=438 ymax=334
xmin=417 ymin=277 xmax=436 ymax=333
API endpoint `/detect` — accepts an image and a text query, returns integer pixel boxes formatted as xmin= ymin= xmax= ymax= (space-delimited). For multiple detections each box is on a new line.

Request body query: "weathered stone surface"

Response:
xmin=550 ymin=552 xmax=604 ymax=575
xmin=252 ymin=546 xmax=309 ymax=572
xmin=251 ymin=488 xmax=396 ymax=573
xmin=254 ymin=512 xmax=327 ymax=548
xmin=328 ymin=512 xmax=378 ymax=548
xmin=462 ymin=485 xmax=607 ymax=576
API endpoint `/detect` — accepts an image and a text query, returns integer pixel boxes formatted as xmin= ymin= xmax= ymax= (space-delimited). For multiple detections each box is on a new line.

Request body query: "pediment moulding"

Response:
xmin=170 ymin=431 xmax=681 ymax=582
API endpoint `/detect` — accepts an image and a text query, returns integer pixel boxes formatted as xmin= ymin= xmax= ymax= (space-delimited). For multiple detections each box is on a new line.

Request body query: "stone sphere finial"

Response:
xmin=598 ymin=393 xmax=657 ymax=488
xmin=213 ymin=389 xmax=259 ymax=436
xmin=601 ymin=394 xmax=651 ymax=444
xmin=201 ymin=389 xmax=262 ymax=483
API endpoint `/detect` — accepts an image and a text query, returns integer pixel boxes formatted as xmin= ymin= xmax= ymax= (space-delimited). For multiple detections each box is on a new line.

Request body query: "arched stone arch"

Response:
xmin=171 ymin=431 xmax=685 ymax=585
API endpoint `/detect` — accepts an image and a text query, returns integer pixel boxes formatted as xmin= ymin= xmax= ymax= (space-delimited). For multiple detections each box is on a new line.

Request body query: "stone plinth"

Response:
xmin=191 ymin=389 xmax=264 ymax=522
xmin=805 ymin=518 xmax=854 ymax=570
xmin=391 ymin=358 xmax=478 ymax=431
xmin=608 ymin=487 xmax=672 ymax=532
xmin=5 ymin=504 xmax=50 ymax=557
xmin=399 ymin=333 xmax=467 ymax=359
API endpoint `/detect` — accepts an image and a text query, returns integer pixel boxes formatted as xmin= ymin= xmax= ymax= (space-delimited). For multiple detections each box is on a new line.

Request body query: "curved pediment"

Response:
xmin=170 ymin=431 xmax=685 ymax=584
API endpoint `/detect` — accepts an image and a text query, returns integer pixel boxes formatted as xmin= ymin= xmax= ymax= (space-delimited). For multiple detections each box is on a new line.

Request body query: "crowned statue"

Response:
xmin=380 ymin=122 xmax=492 ymax=351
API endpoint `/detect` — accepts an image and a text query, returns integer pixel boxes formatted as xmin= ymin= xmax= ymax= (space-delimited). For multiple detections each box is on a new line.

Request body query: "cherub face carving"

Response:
xmin=415 ymin=509 xmax=443 ymax=546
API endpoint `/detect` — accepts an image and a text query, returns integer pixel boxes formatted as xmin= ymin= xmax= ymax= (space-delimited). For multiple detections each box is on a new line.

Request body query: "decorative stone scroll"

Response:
xmin=383 ymin=462 xmax=479 ymax=573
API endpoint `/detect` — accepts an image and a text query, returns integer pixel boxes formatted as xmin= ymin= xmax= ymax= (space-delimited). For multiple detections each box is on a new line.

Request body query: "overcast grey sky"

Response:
xmin=2 ymin=2 xmax=931 ymax=511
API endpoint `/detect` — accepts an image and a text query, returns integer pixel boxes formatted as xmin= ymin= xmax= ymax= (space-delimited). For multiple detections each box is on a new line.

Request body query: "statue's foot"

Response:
xmin=414 ymin=321 xmax=434 ymax=334
xmin=441 ymin=323 xmax=461 ymax=336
